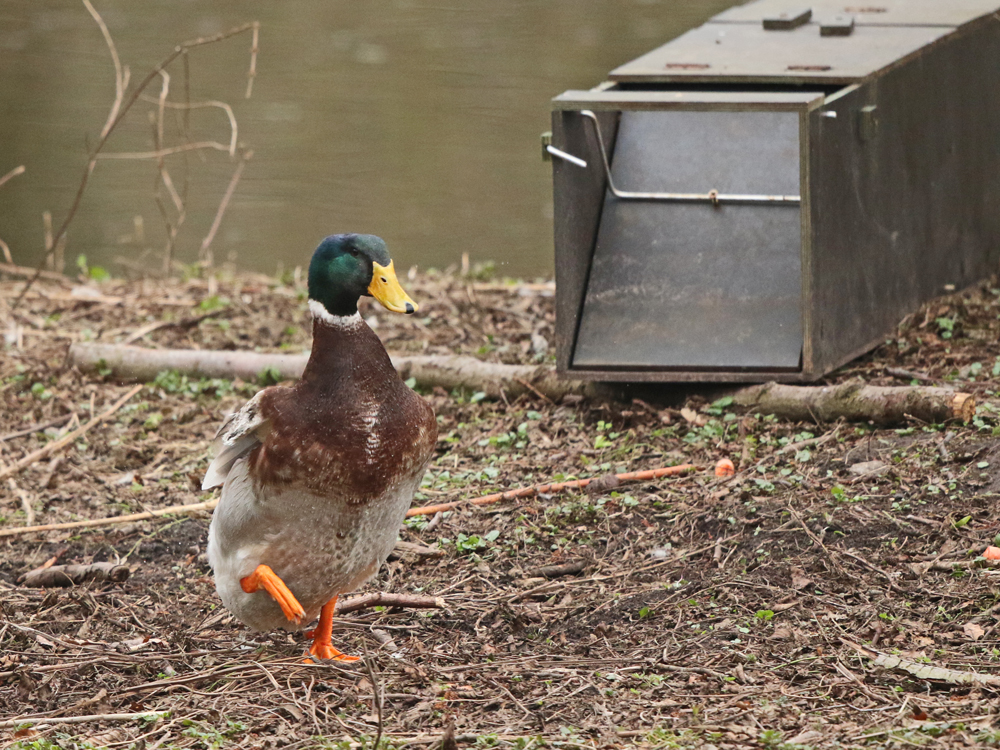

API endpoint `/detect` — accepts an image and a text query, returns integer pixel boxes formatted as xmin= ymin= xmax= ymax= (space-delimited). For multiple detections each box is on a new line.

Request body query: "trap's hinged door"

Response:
xmin=551 ymin=90 xmax=826 ymax=376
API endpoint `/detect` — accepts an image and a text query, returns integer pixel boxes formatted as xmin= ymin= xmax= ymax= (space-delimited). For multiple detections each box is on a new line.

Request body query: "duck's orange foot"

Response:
xmin=306 ymin=641 xmax=360 ymax=662
xmin=240 ymin=564 xmax=305 ymax=625
xmin=302 ymin=596 xmax=359 ymax=662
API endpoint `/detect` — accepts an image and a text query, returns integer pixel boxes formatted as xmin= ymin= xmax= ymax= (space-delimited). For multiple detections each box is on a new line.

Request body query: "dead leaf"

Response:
xmin=790 ymin=570 xmax=812 ymax=590
xmin=787 ymin=730 xmax=824 ymax=746
xmin=963 ymin=622 xmax=986 ymax=640
xmin=680 ymin=407 xmax=707 ymax=426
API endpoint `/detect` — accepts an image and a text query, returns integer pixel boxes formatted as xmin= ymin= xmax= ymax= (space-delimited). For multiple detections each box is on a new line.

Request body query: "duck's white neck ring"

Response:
xmin=308 ymin=299 xmax=363 ymax=328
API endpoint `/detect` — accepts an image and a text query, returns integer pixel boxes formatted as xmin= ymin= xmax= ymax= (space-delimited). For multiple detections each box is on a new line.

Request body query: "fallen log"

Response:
xmin=21 ymin=562 xmax=130 ymax=587
xmin=68 ymin=344 xmax=975 ymax=425
xmin=69 ymin=343 xmax=601 ymax=401
xmin=732 ymin=381 xmax=974 ymax=426
xmin=71 ymin=342 xmax=309 ymax=383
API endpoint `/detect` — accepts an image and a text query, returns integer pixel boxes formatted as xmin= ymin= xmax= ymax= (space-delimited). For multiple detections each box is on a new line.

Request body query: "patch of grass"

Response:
xmin=151 ymin=369 xmax=252 ymax=399
xmin=182 ymin=719 xmax=247 ymax=749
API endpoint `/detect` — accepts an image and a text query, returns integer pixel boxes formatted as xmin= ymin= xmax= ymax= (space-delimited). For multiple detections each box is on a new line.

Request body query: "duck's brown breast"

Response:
xmin=248 ymin=315 xmax=437 ymax=502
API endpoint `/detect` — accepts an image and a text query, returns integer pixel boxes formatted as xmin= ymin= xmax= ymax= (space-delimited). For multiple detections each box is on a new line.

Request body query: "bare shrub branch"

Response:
xmin=246 ymin=22 xmax=260 ymax=98
xmin=82 ymin=0 xmax=126 ymax=139
xmin=138 ymin=96 xmax=238 ymax=156
xmin=200 ymin=149 xmax=252 ymax=264
xmin=0 ymin=164 xmax=26 ymax=190
xmin=14 ymin=20 xmax=258 ymax=307
xmin=96 ymin=141 xmax=233 ymax=160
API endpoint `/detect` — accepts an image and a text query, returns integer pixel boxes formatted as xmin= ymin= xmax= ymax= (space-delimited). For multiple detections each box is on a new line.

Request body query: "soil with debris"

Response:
xmin=3 ymin=265 xmax=1000 ymax=750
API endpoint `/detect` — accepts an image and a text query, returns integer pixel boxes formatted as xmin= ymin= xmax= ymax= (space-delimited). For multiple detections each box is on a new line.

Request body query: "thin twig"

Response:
xmin=0 ymin=384 xmax=142 ymax=483
xmin=97 ymin=141 xmax=233 ymax=160
xmin=0 ymin=499 xmax=216 ymax=538
xmin=82 ymin=0 xmax=126 ymax=139
xmin=839 ymin=548 xmax=910 ymax=595
xmin=0 ymin=164 xmax=26 ymax=190
xmin=788 ymin=507 xmax=849 ymax=577
xmin=121 ymin=307 xmax=227 ymax=345
xmin=200 ymin=149 xmax=252 ymax=263
xmin=8 ymin=479 xmax=35 ymax=526
xmin=137 ymin=97 xmax=238 ymax=156
xmin=0 ymin=262 xmax=71 ymax=283
xmin=335 ymin=593 xmax=445 ymax=615
xmin=774 ymin=425 xmax=841 ymax=456
xmin=362 ymin=644 xmax=384 ymax=750
xmin=150 ymin=69 xmax=183 ymax=273
xmin=513 ymin=377 xmax=553 ymax=404
xmin=246 ymin=22 xmax=260 ymax=98
xmin=0 ymin=414 xmax=72 ymax=443
xmin=0 ymin=712 xmax=168 ymax=730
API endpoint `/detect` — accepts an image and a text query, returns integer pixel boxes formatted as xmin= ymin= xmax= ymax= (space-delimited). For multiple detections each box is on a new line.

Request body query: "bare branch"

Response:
xmin=246 ymin=22 xmax=260 ymax=98
xmin=0 ymin=712 xmax=169 ymax=730
xmin=155 ymin=70 xmax=169 ymax=154
xmin=0 ymin=164 xmax=26 ymax=190
xmin=138 ymin=96 xmax=238 ymax=156
xmin=13 ymin=20 xmax=257 ymax=307
xmin=96 ymin=141 xmax=233 ymax=160
xmin=152 ymin=72 xmax=184 ymax=213
xmin=200 ymin=149 xmax=252 ymax=263
xmin=0 ymin=165 xmax=26 ymax=265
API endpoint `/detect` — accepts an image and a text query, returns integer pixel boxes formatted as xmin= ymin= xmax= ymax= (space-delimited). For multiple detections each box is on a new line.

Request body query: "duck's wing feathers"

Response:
xmin=202 ymin=390 xmax=269 ymax=490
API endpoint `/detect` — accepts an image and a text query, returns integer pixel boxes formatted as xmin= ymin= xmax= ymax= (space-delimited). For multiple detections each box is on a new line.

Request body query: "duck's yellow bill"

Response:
xmin=369 ymin=260 xmax=417 ymax=314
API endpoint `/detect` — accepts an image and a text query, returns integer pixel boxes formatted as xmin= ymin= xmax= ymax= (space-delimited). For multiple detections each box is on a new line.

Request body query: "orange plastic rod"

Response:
xmin=405 ymin=464 xmax=698 ymax=518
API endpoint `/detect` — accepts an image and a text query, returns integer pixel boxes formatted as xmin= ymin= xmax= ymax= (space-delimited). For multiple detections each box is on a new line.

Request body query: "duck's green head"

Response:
xmin=308 ymin=233 xmax=417 ymax=318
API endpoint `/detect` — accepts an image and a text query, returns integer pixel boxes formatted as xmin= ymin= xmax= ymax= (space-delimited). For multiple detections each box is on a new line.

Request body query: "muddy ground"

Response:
xmin=3 ymin=264 xmax=1000 ymax=749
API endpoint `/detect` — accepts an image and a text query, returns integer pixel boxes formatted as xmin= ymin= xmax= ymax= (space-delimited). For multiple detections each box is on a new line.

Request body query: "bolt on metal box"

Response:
xmin=548 ymin=0 xmax=1000 ymax=382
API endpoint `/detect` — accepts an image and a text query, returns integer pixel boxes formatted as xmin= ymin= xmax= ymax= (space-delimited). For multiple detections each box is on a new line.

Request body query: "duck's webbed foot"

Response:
xmin=240 ymin=564 xmax=306 ymax=625
xmin=305 ymin=597 xmax=359 ymax=662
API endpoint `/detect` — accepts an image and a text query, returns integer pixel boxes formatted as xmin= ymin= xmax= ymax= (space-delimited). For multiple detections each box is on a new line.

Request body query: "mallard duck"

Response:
xmin=202 ymin=234 xmax=437 ymax=661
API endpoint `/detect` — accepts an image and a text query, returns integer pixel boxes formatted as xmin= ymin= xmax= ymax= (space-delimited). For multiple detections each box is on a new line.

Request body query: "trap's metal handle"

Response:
xmin=551 ymin=110 xmax=802 ymax=206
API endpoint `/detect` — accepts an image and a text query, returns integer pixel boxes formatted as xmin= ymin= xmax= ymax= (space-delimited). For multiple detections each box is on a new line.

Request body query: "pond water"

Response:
xmin=1 ymin=0 xmax=739 ymax=278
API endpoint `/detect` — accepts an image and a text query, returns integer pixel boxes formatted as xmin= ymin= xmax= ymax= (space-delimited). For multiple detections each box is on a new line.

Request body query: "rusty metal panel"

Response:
xmin=711 ymin=0 xmax=999 ymax=27
xmin=807 ymin=18 xmax=1000 ymax=375
xmin=572 ymin=110 xmax=803 ymax=370
xmin=609 ymin=23 xmax=950 ymax=84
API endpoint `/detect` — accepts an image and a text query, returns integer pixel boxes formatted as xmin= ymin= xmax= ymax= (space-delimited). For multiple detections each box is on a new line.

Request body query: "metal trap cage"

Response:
xmin=547 ymin=0 xmax=1000 ymax=382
